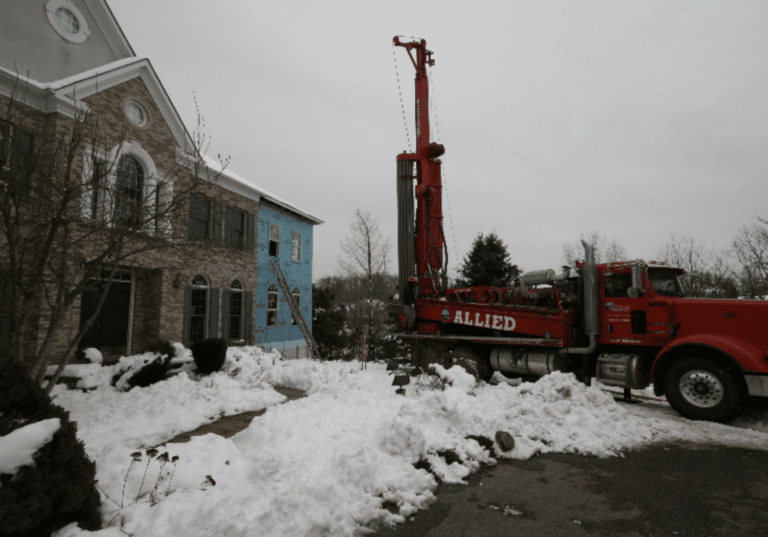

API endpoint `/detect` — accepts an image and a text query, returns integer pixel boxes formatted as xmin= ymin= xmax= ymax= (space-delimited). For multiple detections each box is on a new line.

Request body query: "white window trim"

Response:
xmin=45 ymin=0 xmax=91 ymax=44
xmin=122 ymin=98 xmax=150 ymax=129
xmin=292 ymin=231 xmax=302 ymax=262
xmin=190 ymin=274 xmax=210 ymax=342
xmin=267 ymin=284 xmax=279 ymax=327
xmin=106 ymin=142 xmax=163 ymax=233
xmin=229 ymin=280 xmax=245 ymax=340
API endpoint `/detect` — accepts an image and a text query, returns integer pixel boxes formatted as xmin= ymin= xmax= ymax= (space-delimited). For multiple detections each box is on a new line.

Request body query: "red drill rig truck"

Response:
xmin=391 ymin=37 xmax=768 ymax=422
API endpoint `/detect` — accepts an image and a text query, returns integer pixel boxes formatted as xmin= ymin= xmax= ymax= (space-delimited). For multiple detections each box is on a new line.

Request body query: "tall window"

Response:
xmin=291 ymin=287 xmax=301 ymax=325
xmin=229 ymin=280 xmax=243 ymax=340
xmin=89 ymin=159 xmax=105 ymax=219
xmin=154 ymin=180 xmax=171 ymax=237
xmin=292 ymin=232 xmax=301 ymax=262
xmin=228 ymin=207 xmax=245 ymax=249
xmin=189 ymin=195 xmax=211 ymax=239
xmin=190 ymin=274 xmax=208 ymax=343
xmin=115 ymin=155 xmax=144 ymax=227
xmin=267 ymin=284 xmax=278 ymax=326
xmin=0 ymin=120 xmax=35 ymax=202
xmin=269 ymin=224 xmax=280 ymax=257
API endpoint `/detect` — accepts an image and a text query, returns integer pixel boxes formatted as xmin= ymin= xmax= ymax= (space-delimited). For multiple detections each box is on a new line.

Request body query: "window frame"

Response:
xmin=189 ymin=274 xmax=209 ymax=343
xmin=0 ymin=120 xmax=35 ymax=203
xmin=267 ymin=284 xmax=279 ymax=327
xmin=45 ymin=0 xmax=90 ymax=43
xmin=114 ymin=154 xmax=145 ymax=228
xmin=55 ymin=7 xmax=80 ymax=35
xmin=228 ymin=279 xmax=244 ymax=340
xmin=269 ymin=224 xmax=280 ymax=257
xmin=189 ymin=194 xmax=212 ymax=240
xmin=292 ymin=232 xmax=301 ymax=262
xmin=291 ymin=286 xmax=301 ymax=325
xmin=228 ymin=206 xmax=246 ymax=250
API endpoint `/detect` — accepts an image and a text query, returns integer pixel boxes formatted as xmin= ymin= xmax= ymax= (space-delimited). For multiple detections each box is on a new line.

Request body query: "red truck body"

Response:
xmin=392 ymin=37 xmax=768 ymax=422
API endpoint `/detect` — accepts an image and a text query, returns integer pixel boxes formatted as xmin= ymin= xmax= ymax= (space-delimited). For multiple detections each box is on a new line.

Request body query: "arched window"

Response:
xmin=291 ymin=287 xmax=301 ymax=325
xmin=115 ymin=155 xmax=144 ymax=227
xmin=189 ymin=275 xmax=208 ymax=342
xmin=229 ymin=279 xmax=243 ymax=339
xmin=267 ymin=284 xmax=278 ymax=326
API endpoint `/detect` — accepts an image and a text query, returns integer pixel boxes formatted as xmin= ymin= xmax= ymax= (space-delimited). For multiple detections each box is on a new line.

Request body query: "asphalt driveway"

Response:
xmin=369 ymin=440 xmax=768 ymax=537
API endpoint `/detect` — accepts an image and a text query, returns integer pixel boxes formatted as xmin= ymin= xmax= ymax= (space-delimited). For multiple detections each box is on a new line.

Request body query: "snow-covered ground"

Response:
xmin=24 ymin=345 xmax=767 ymax=537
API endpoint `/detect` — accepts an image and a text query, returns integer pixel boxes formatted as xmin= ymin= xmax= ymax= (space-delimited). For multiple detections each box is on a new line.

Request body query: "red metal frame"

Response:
xmin=394 ymin=37 xmax=444 ymax=298
xmin=392 ymin=38 xmax=768 ymax=387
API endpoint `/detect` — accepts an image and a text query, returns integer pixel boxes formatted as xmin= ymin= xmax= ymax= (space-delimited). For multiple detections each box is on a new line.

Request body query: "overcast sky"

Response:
xmin=109 ymin=0 xmax=768 ymax=280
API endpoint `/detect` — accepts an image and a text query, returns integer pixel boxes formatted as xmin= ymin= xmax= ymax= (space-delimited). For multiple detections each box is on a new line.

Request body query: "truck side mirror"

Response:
xmin=627 ymin=287 xmax=641 ymax=298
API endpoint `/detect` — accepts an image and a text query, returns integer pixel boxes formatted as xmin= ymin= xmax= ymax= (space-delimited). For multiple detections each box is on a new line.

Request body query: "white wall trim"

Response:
xmin=45 ymin=0 xmax=91 ymax=44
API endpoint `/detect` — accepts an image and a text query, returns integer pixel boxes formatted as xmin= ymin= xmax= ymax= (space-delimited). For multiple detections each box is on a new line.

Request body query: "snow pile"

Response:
xmin=0 ymin=418 xmax=60 ymax=475
xmin=50 ymin=349 xmax=768 ymax=537
xmin=50 ymin=347 xmax=288 ymax=454
xmin=83 ymin=348 xmax=103 ymax=364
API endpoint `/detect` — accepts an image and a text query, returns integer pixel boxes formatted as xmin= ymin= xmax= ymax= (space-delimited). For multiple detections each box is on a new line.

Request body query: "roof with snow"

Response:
xmin=1 ymin=59 xmax=322 ymax=225
xmin=201 ymin=156 xmax=323 ymax=225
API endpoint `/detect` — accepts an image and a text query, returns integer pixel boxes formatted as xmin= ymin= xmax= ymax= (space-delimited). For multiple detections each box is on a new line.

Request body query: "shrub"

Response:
xmin=143 ymin=339 xmax=176 ymax=361
xmin=190 ymin=338 xmax=228 ymax=375
xmin=0 ymin=360 xmax=101 ymax=536
xmin=123 ymin=355 xmax=171 ymax=390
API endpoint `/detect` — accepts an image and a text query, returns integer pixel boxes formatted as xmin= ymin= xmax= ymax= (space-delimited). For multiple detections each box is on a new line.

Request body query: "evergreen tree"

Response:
xmin=312 ymin=285 xmax=349 ymax=360
xmin=455 ymin=232 xmax=521 ymax=287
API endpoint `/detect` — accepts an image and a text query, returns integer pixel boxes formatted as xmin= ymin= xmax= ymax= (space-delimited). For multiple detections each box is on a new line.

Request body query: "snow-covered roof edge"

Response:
xmin=33 ymin=57 xmax=145 ymax=91
xmin=201 ymin=156 xmax=323 ymax=225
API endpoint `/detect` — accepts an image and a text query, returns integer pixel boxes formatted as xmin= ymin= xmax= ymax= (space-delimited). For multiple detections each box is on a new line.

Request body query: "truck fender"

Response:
xmin=650 ymin=334 xmax=768 ymax=396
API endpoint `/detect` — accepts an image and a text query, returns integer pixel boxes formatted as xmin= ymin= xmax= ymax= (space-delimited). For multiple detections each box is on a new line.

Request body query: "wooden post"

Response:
xmin=360 ymin=333 xmax=367 ymax=369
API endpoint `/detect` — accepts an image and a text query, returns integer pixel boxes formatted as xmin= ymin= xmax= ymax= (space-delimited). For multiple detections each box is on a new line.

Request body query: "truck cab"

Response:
xmin=597 ymin=262 xmax=680 ymax=348
xmin=593 ymin=261 xmax=768 ymax=421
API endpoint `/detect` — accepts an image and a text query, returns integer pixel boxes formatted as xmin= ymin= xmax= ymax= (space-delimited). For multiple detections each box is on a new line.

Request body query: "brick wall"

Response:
xmin=1 ymin=74 xmax=265 ymax=365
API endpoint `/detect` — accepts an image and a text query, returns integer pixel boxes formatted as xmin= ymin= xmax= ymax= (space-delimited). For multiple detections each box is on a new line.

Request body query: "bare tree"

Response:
xmin=338 ymin=209 xmax=393 ymax=361
xmin=733 ymin=219 xmax=768 ymax=298
xmin=654 ymin=236 xmax=736 ymax=297
xmin=562 ymin=231 xmax=628 ymax=267
xmin=0 ymin=82 xmax=226 ymax=392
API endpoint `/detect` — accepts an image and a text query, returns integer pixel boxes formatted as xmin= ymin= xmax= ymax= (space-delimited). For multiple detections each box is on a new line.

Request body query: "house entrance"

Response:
xmin=79 ymin=272 xmax=132 ymax=353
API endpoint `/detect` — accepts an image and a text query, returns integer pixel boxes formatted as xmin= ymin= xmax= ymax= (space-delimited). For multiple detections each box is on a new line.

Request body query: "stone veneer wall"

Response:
xmin=0 ymin=74 xmax=266 ymax=365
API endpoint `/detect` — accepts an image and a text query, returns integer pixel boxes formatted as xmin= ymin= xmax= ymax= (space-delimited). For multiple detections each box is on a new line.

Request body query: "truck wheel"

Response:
xmin=452 ymin=345 xmax=494 ymax=382
xmin=663 ymin=358 xmax=743 ymax=422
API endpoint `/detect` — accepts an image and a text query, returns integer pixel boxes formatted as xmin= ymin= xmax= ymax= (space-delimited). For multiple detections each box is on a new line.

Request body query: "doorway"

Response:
xmin=79 ymin=272 xmax=133 ymax=353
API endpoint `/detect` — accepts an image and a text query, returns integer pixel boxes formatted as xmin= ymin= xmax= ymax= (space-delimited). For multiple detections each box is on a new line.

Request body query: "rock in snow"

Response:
xmin=495 ymin=430 xmax=515 ymax=452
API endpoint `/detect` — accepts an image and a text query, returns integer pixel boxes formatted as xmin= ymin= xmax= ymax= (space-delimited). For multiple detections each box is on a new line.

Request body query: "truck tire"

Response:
xmin=452 ymin=345 xmax=494 ymax=382
xmin=663 ymin=357 xmax=743 ymax=423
